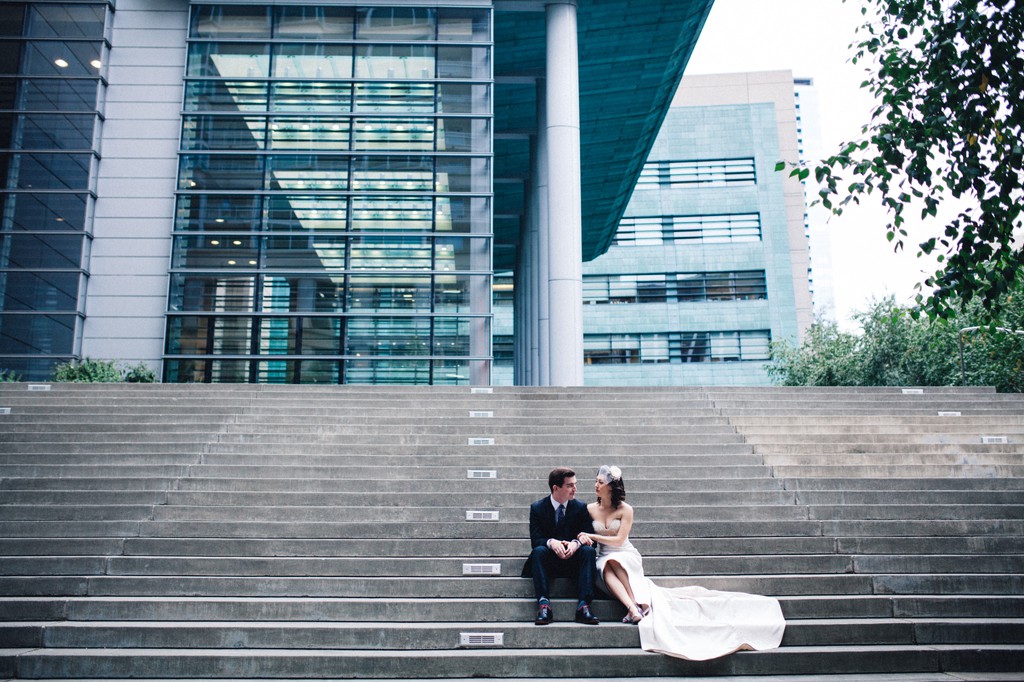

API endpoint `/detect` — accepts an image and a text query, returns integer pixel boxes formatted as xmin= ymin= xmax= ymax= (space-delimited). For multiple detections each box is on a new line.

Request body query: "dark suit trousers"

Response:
xmin=528 ymin=543 xmax=597 ymax=603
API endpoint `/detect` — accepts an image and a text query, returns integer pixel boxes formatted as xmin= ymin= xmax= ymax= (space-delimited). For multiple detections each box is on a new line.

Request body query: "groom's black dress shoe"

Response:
xmin=575 ymin=604 xmax=599 ymax=625
xmin=534 ymin=603 xmax=553 ymax=625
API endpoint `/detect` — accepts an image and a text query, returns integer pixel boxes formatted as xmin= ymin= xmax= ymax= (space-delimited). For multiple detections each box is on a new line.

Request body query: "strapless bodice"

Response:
xmin=593 ymin=519 xmax=621 ymax=535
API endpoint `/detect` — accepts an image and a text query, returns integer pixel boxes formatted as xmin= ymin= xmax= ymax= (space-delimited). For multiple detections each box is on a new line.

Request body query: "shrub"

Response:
xmin=123 ymin=362 xmax=157 ymax=383
xmin=0 ymin=368 xmax=22 ymax=382
xmin=52 ymin=358 xmax=124 ymax=383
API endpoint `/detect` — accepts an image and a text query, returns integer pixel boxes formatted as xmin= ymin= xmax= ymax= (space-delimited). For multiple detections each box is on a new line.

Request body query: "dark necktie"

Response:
xmin=556 ymin=504 xmax=565 ymax=527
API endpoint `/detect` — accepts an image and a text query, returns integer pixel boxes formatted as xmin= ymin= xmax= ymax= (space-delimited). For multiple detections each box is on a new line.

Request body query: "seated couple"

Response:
xmin=522 ymin=466 xmax=786 ymax=661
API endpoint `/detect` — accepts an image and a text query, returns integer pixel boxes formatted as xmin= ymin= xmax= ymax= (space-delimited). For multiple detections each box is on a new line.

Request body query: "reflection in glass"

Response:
xmin=274 ymin=44 xmax=352 ymax=79
xmin=182 ymin=115 xmax=266 ymax=150
xmin=1 ymin=193 xmax=88 ymax=231
xmin=350 ymin=235 xmax=432 ymax=270
xmin=356 ymin=7 xmax=435 ymax=41
xmin=348 ymin=274 xmax=431 ymax=310
xmin=271 ymin=82 xmax=350 ymax=112
xmin=352 ymin=156 xmax=432 ymax=191
xmin=269 ymin=117 xmax=349 ymax=149
xmin=191 ymin=5 xmax=271 ymax=38
xmin=168 ymin=274 xmax=256 ymax=312
xmin=0 ymin=271 xmax=80 ymax=311
xmin=185 ymin=80 xmax=268 ymax=112
xmin=354 ymin=83 xmax=434 ymax=113
xmin=268 ymin=154 xmax=348 ymax=191
xmin=351 ymin=197 xmax=432 ymax=231
xmin=276 ymin=6 xmax=354 ymax=38
xmin=8 ymin=152 xmax=92 ymax=190
xmin=0 ymin=313 xmax=76 ymax=354
xmin=355 ymin=45 xmax=433 ymax=79
xmin=176 ymin=194 xmax=262 ymax=232
xmin=187 ymin=42 xmax=269 ymax=78
xmin=179 ymin=154 xmax=263 ymax=190
xmin=267 ymin=196 xmax=347 ymax=232
xmin=437 ymin=8 xmax=490 ymax=42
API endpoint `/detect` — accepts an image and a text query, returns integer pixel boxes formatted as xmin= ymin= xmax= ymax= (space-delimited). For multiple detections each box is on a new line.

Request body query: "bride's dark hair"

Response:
xmin=598 ymin=466 xmax=626 ymax=509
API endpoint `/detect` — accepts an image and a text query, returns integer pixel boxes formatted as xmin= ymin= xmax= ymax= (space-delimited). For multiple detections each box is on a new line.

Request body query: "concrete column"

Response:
xmin=544 ymin=1 xmax=584 ymax=385
xmin=534 ymin=85 xmax=550 ymax=386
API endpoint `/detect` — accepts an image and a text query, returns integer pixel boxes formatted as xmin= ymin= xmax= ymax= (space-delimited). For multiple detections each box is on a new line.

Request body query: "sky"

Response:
xmin=684 ymin=0 xmax=942 ymax=328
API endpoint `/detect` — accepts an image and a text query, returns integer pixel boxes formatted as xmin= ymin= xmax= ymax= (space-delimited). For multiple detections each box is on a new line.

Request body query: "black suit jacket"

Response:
xmin=522 ymin=496 xmax=594 ymax=577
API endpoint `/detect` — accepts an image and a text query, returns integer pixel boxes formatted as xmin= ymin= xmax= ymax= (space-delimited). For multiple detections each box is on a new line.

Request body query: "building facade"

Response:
xmin=0 ymin=0 xmax=714 ymax=384
xmin=495 ymin=71 xmax=814 ymax=385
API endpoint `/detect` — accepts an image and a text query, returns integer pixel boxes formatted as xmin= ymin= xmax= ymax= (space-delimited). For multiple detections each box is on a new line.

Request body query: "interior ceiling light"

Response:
xmin=54 ymin=58 xmax=69 ymax=68
xmin=90 ymin=59 xmax=102 ymax=69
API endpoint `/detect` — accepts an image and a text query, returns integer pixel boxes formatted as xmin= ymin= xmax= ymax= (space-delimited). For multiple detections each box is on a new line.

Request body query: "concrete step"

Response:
xmin=3 ymin=644 xmax=1022 ymax=679
xmin=4 ymin=594 xmax=1022 ymax=622
xmin=4 ymin=617 xmax=1023 ymax=650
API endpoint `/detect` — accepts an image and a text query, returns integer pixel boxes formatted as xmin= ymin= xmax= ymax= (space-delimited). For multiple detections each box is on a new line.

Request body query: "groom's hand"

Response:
xmin=547 ymin=538 xmax=569 ymax=559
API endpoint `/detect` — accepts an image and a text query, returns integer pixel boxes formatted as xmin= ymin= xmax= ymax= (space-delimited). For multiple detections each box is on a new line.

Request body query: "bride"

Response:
xmin=576 ymin=465 xmax=786 ymax=661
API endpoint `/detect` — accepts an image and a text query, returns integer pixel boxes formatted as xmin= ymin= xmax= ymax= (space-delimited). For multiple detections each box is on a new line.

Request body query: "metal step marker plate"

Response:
xmin=470 ymin=387 xmax=493 ymax=394
xmin=938 ymin=411 xmax=962 ymax=417
xmin=467 ymin=469 xmax=497 ymax=479
xmin=469 ymin=411 xmax=493 ymax=418
xmin=0 ymin=407 xmax=10 ymax=415
xmin=468 ymin=437 xmax=495 ymax=445
xmin=466 ymin=510 xmax=499 ymax=521
xmin=462 ymin=563 xmax=501 ymax=576
xmin=27 ymin=384 xmax=51 ymax=391
xmin=460 ymin=632 xmax=504 ymax=647
xmin=901 ymin=388 xmax=924 ymax=394
xmin=981 ymin=435 xmax=1008 ymax=444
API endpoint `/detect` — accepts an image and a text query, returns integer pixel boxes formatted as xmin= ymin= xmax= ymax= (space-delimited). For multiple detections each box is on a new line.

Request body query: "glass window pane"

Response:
xmin=352 ymin=197 xmax=432 ymax=231
xmin=437 ymin=8 xmax=489 ymax=42
xmin=261 ymin=274 xmax=344 ymax=312
xmin=191 ymin=6 xmax=271 ymax=39
xmin=273 ymin=44 xmax=352 ymax=79
xmin=184 ymin=80 xmax=268 ymax=112
xmin=0 ymin=232 xmax=83 ymax=269
xmin=437 ymin=46 xmax=488 ymax=79
xmin=0 ymin=270 xmax=80 ymax=311
xmin=276 ymin=6 xmax=353 ymax=39
xmin=435 ymin=236 xmax=488 ymax=272
xmin=352 ymin=155 xmax=432 ymax=193
xmin=269 ymin=116 xmax=349 ymax=150
xmin=433 ymin=317 xmax=470 ymax=356
xmin=350 ymin=236 xmax=432 ymax=270
xmin=292 ymin=359 xmax=342 ymax=384
xmin=179 ymin=154 xmax=263 ymax=190
xmin=266 ymin=196 xmax=347 ymax=232
xmin=168 ymin=273 xmax=256 ymax=312
xmin=354 ymin=45 xmax=434 ymax=80
xmin=347 ymin=274 xmax=431 ymax=310
xmin=176 ymin=194 xmax=261 ymax=232
xmin=267 ymin=154 xmax=348 ymax=191
xmin=435 ymin=157 xmax=488 ymax=193
xmin=21 ymin=40 xmax=102 ymax=76
xmin=345 ymin=358 xmax=430 ymax=384
xmin=435 ymin=196 xmax=487 ymax=234
xmin=264 ymin=234 xmax=346 ymax=269
xmin=182 ymin=115 xmax=266 ymax=150
xmin=6 ymin=152 xmax=92 ymax=190
xmin=346 ymin=316 xmax=431 ymax=356
xmin=270 ymin=81 xmax=350 ymax=112
xmin=187 ymin=43 xmax=269 ymax=79
xmin=0 ymin=313 xmax=76 ymax=354
xmin=356 ymin=8 xmax=435 ymax=41
xmin=436 ymin=117 xmax=488 ymax=152
xmin=171 ymin=234 xmax=258 ymax=270
xmin=28 ymin=4 xmax=105 ymax=39
xmin=0 ymin=5 xmax=26 ymax=37
xmin=1 ymin=192 xmax=88 ymax=231
xmin=437 ymin=83 xmax=489 ymax=114
xmin=352 ymin=117 xmax=433 ymax=151
xmin=3 ymin=78 xmax=99 ymax=111
xmin=354 ymin=82 xmax=434 ymax=113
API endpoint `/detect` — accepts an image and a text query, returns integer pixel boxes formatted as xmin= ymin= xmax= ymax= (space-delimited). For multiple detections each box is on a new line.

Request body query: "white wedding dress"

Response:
xmin=594 ymin=519 xmax=786 ymax=661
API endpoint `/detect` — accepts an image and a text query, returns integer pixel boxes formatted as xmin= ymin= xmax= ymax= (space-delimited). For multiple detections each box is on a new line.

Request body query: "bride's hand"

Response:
xmin=577 ymin=533 xmax=593 ymax=546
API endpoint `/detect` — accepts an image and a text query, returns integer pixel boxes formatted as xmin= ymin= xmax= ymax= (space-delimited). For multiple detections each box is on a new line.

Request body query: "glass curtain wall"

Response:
xmin=167 ymin=4 xmax=493 ymax=384
xmin=0 ymin=2 xmax=109 ymax=380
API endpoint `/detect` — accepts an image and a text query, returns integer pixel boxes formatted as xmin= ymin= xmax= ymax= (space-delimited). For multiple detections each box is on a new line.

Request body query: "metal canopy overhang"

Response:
xmin=491 ymin=0 xmax=715 ymax=271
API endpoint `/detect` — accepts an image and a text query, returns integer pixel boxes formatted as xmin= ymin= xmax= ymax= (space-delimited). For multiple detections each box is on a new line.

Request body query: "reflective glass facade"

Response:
xmin=0 ymin=2 xmax=109 ymax=379
xmin=166 ymin=4 xmax=493 ymax=384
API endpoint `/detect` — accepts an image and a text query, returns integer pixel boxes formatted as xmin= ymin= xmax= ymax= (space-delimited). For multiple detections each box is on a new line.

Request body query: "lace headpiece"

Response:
xmin=598 ymin=465 xmax=622 ymax=482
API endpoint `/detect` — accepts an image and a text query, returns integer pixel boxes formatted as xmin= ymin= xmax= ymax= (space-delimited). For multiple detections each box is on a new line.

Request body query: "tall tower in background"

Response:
xmin=494 ymin=71 xmax=814 ymax=386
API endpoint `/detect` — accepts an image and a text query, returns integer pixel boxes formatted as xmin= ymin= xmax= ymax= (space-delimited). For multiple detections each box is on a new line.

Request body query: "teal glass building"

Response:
xmin=0 ymin=0 xmax=717 ymax=384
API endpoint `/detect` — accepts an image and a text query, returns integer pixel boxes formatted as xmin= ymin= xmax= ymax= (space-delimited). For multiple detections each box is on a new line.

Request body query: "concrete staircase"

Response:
xmin=0 ymin=383 xmax=1022 ymax=680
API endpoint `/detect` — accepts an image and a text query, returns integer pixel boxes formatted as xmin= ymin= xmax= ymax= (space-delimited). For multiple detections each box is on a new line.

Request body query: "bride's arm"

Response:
xmin=578 ymin=505 xmax=634 ymax=547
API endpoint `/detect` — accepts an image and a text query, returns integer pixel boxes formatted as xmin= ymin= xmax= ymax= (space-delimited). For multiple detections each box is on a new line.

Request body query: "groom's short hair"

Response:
xmin=548 ymin=467 xmax=575 ymax=492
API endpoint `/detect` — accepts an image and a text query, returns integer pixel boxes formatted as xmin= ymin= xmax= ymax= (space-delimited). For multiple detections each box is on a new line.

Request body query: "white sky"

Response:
xmin=685 ymin=0 xmax=943 ymax=328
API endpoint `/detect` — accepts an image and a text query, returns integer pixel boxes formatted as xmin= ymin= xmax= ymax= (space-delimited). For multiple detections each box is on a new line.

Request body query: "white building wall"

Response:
xmin=81 ymin=0 xmax=188 ymax=370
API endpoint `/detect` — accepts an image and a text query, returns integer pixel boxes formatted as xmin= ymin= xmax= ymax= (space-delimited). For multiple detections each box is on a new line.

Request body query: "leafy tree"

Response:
xmin=767 ymin=292 xmax=1024 ymax=392
xmin=784 ymin=0 xmax=1024 ymax=320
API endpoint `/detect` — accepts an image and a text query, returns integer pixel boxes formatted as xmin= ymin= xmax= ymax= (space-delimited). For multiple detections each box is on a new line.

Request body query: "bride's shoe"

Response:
xmin=621 ymin=606 xmax=643 ymax=624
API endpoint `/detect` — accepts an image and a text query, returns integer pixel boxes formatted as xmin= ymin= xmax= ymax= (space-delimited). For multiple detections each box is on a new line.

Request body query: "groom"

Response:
xmin=522 ymin=466 xmax=599 ymax=625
